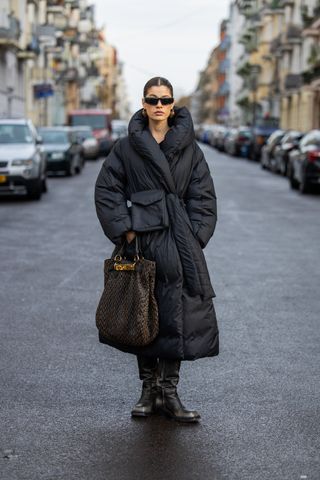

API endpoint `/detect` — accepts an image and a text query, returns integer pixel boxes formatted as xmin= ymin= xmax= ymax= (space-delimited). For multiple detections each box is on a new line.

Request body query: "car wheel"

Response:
xmin=299 ymin=175 xmax=310 ymax=194
xmin=249 ymin=150 xmax=257 ymax=161
xmin=42 ymin=177 xmax=47 ymax=193
xmin=75 ymin=156 xmax=81 ymax=174
xmin=289 ymin=169 xmax=299 ymax=190
xmin=66 ymin=159 xmax=76 ymax=176
xmin=27 ymin=179 xmax=42 ymax=200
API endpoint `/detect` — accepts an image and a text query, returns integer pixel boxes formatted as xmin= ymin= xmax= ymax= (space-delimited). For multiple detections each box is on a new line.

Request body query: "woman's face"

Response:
xmin=142 ymin=85 xmax=174 ymax=122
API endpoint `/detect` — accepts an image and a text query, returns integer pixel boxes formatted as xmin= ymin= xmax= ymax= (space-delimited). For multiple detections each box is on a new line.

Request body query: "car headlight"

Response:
xmin=12 ymin=159 xmax=34 ymax=167
xmin=51 ymin=152 xmax=65 ymax=160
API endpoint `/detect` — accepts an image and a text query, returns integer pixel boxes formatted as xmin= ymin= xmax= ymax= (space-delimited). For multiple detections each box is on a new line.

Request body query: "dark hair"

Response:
xmin=143 ymin=77 xmax=174 ymax=98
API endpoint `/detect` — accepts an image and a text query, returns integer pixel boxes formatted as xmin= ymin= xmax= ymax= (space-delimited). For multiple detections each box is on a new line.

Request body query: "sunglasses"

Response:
xmin=144 ymin=97 xmax=174 ymax=106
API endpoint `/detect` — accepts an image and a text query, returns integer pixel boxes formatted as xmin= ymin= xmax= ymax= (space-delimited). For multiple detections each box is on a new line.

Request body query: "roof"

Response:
xmin=0 ymin=118 xmax=30 ymax=125
xmin=68 ymin=109 xmax=112 ymax=115
xmin=37 ymin=126 xmax=70 ymax=131
xmin=69 ymin=126 xmax=93 ymax=131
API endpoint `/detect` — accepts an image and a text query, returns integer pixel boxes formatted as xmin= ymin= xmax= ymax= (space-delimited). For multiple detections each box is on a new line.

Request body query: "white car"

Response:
xmin=70 ymin=126 xmax=99 ymax=160
xmin=0 ymin=118 xmax=47 ymax=200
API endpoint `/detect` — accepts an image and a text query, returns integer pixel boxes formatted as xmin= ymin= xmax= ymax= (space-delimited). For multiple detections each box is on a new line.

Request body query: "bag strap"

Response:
xmin=113 ymin=235 xmax=141 ymax=260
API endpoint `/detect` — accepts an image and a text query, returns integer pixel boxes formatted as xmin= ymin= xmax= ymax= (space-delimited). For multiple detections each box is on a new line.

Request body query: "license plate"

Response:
xmin=0 ymin=175 xmax=7 ymax=183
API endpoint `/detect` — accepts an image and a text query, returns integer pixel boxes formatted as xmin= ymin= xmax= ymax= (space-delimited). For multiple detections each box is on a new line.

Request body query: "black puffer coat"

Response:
xmin=95 ymin=107 xmax=219 ymax=360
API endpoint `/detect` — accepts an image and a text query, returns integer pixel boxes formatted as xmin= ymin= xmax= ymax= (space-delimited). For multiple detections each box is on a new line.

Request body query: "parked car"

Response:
xmin=287 ymin=129 xmax=320 ymax=193
xmin=208 ymin=125 xmax=224 ymax=148
xmin=215 ymin=126 xmax=229 ymax=151
xmin=70 ymin=126 xmax=99 ymax=160
xmin=38 ymin=127 xmax=83 ymax=176
xmin=111 ymin=119 xmax=128 ymax=143
xmin=224 ymin=128 xmax=238 ymax=155
xmin=260 ymin=129 xmax=286 ymax=170
xmin=195 ymin=124 xmax=205 ymax=142
xmin=273 ymin=130 xmax=304 ymax=175
xmin=67 ymin=109 xmax=113 ymax=155
xmin=224 ymin=126 xmax=252 ymax=157
xmin=248 ymin=120 xmax=279 ymax=161
xmin=0 ymin=118 xmax=47 ymax=200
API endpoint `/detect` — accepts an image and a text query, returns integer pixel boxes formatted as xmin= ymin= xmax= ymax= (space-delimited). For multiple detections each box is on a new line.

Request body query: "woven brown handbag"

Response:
xmin=96 ymin=237 xmax=159 ymax=347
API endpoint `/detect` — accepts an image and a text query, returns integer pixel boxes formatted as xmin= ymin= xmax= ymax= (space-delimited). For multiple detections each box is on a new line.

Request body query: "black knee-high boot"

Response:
xmin=131 ymin=356 xmax=159 ymax=417
xmin=157 ymin=359 xmax=200 ymax=423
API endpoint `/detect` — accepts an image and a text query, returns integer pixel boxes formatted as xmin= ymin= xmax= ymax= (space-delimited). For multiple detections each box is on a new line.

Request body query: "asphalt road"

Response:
xmin=1 ymin=146 xmax=319 ymax=480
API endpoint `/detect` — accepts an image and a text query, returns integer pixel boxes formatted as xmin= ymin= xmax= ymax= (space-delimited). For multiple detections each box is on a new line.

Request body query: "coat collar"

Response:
xmin=128 ymin=106 xmax=194 ymax=158
xmin=128 ymin=107 xmax=195 ymax=193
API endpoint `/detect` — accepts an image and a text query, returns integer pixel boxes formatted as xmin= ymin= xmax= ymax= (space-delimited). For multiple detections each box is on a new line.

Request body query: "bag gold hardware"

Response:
xmin=114 ymin=262 xmax=136 ymax=271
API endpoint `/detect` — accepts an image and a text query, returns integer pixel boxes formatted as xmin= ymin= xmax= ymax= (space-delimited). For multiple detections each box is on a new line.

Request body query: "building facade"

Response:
xmin=0 ymin=0 xmax=129 ymax=125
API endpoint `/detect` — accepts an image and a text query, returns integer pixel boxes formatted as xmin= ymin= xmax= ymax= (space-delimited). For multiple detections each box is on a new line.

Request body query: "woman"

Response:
xmin=95 ymin=77 xmax=219 ymax=423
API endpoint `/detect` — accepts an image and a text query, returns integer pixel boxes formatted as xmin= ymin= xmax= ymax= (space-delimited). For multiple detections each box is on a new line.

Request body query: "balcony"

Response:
xmin=46 ymin=0 xmax=64 ymax=14
xmin=270 ymin=35 xmax=281 ymax=54
xmin=219 ymin=36 xmax=231 ymax=52
xmin=286 ymin=24 xmax=302 ymax=40
xmin=246 ymin=38 xmax=258 ymax=53
xmin=284 ymin=73 xmax=302 ymax=89
xmin=238 ymin=0 xmax=255 ymax=17
xmin=218 ymin=59 xmax=230 ymax=74
xmin=237 ymin=60 xmax=252 ymax=77
xmin=216 ymin=81 xmax=230 ymax=97
xmin=302 ymin=66 xmax=320 ymax=85
xmin=36 ymin=24 xmax=56 ymax=46
xmin=236 ymin=84 xmax=250 ymax=102
xmin=0 ymin=14 xmax=20 ymax=47
xmin=250 ymin=13 xmax=263 ymax=28
xmin=17 ymin=34 xmax=40 ymax=60
xmin=268 ymin=0 xmax=284 ymax=9
xmin=301 ymin=3 xmax=320 ymax=29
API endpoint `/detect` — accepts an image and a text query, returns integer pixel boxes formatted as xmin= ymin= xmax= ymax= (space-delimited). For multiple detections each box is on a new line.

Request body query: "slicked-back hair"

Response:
xmin=143 ymin=77 xmax=174 ymax=98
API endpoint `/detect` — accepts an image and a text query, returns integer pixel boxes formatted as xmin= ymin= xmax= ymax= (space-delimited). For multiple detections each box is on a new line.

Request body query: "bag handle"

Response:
xmin=114 ymin=235 xmax=141 ymax=261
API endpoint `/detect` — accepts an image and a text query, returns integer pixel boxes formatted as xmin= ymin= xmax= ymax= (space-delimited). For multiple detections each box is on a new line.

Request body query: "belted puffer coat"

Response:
xmin=95 ymin=107 xmax=219 ymax=360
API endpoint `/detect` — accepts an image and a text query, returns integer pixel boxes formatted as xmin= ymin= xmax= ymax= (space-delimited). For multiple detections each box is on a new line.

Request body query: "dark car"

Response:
xmin=248 ymin=119 xmax=279 ymax=161
xmin=38 ymin=127 xmax=83 ymax=176
xmin=0 ymin=118 xmax=47 ymax=200
xmin=224 ymin=126 xmax=252 ymax=157
xmin=287 ymin=130 xmax=320 ymax=193
xmin=273 ymin=130 xmax=304 ymax=175
xmin=260 ymin=129 xmax=286 ymax=171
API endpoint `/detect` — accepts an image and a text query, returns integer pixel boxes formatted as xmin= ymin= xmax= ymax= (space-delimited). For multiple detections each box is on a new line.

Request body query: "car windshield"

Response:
xmin=77 ymin=130 xmax=93 ymax=140
xmin=238 ymin=130 xmax=251 ymax=137
xmin=71 ymin=115 xmax=106 ymax=129
xmin=113 ymin=126 xmax=127 ymax=134
xmin=39 ymin=130 xmax=69 ymax=144
xmin=0 ymin=125 xmax=33 ymax=144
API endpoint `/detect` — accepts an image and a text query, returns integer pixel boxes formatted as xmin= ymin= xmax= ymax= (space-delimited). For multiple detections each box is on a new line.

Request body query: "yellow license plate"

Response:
xmin=0 ymin=175 xmax=7 ymax=183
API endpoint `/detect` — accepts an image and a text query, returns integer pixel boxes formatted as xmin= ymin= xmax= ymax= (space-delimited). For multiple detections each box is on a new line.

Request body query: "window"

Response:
xmin=38 ymin=129 xmax=69 ymax=144
xmin=0 ymin=125 xmax=33 ymax=144
xmin=71 ymin=115 xmax=106 ymax=129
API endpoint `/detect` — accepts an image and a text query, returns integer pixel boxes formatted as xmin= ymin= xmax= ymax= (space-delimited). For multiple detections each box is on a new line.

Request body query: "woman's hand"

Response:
xmin=125 ymin=230 xmax=136 ymax=244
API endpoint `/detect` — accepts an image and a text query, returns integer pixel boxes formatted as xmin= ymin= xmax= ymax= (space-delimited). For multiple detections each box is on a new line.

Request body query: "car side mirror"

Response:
xmin=36 ymin=136 xmax=43 ymax=144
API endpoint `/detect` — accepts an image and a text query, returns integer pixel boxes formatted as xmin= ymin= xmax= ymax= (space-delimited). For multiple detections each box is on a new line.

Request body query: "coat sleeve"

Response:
xmin=185 ymin=143 xmax=217 ymax=249
xmin=94 ymin=141 xmax=132 ymax=245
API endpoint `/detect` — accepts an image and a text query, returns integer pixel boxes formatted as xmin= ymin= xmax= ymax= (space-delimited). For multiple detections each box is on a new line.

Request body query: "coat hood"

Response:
xmin=128 ymin=106 xmax=195 ymax=160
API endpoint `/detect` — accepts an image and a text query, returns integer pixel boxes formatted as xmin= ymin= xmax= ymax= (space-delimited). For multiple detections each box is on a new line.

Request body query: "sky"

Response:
xmin=92 ymin=0 xmax=230 ymax=113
